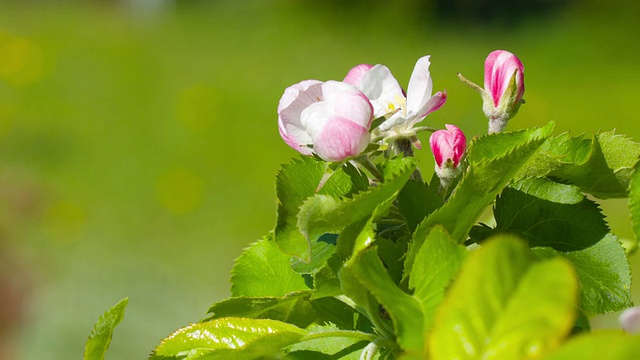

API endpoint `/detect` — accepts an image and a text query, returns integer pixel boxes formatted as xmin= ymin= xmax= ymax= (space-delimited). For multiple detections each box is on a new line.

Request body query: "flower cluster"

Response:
xmin=278 ymin=50 xmax=525 ymax=185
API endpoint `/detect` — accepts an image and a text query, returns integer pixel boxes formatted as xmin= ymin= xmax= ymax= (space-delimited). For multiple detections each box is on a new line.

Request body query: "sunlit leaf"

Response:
xmin=542 ymin=331 xmax=640 ymax=360
xmin=230 ymin=236 xmax=308 ymax=297
xmin=151 ymin=317 xmax=307 ymax=360
xmin=429 ymin=236 xmax=578 ymax=360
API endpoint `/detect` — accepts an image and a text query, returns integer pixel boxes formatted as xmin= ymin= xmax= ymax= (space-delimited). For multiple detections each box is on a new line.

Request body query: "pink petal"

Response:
xmin=344 ymin=64 xmax=373 ymax=86
xmin=406 ymin=56 xmax=434 ymax=116
xmin=321 ymin=81 xmax=373 ymax=128
xmin=484 ymin=50 xmax=524 ymax=107
xmin=313 ymin=116 xmax=370 ymax=162
xmin=429 ymin=124 xmax=467 ymax=167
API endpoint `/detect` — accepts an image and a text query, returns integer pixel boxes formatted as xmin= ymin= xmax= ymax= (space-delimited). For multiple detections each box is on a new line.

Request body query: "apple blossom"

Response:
xmin=344 ymin=56 xmax=447 ymax=141
xmin=458 ymin=50 xmax=525 ymax=133
xmin=278 ymin=80 xmax=373 ymax=162
xmin=429 ymin=124 xmax=467 ymax=189
xmin=619 ymin=307 xmax=640 ymax=334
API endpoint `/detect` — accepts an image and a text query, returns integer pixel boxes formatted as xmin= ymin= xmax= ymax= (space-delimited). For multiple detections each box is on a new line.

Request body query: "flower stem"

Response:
xmin=488 ymin=115 xmax=508 ymax=134
xmin=355 ymin=156 xmax=384 ymax=182
xmin=394 ymin=138 xmax=423 ymax=182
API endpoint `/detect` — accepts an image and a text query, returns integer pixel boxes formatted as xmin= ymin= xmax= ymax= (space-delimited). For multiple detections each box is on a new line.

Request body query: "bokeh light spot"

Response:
xmin=0 ymin=33 xmax=44 ymax=87
xmin=155 ymin=168 xmax=205 ymax=215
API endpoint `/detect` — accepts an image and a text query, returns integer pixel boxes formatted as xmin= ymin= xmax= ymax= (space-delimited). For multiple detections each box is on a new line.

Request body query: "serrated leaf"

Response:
xmin=542 ymin=331 xmax=640 ymax=360
xmin=396 ymin=180 xmax=443 ymax=232
xmin=84 ymin=298 xmax=128 ymax=360
xmin=151 ymin=317 xmax=307 ymax=360
xmin=309 ymin=297 xmax=374 ymax=332
xmin=518 ymin=131 xmax=640 ymax=199
xmin=409 ymin=226 xmax=467 ymax=331
xmin=429 ymin=236 xmax=578 ymax=360
xmin=290 ymin=233 xmax=338 ymax=274
xmin=348 ymin=247 xmax=424 ymax=353
xmin=275 ymin=156 xmax=361 ymax=260
xmin=532 ymin=234 xmax=632 ymax=315
xmin=230 ymin=236 xmax=308 ymax=297
xmin=405 ymin=123 xmax=553 ymax=275
xmin=471 ymin=177 xmax=610 ymax=251
xmin=206 ymin=291 xmax=315 ymax=328
xmin=297 ymin=157 xmax=415 ymax=244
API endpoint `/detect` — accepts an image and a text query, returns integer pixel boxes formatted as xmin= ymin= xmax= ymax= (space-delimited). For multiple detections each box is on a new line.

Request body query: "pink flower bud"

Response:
xmin=278 ymin=80 xmax=373 ymax=162
xmin=483 ymin=50 xmax=525 ymax=132
xmin=429 ymin=124 xmax=466 ymax=189
xmin=430 ymin=124 xmax=466 ymax=169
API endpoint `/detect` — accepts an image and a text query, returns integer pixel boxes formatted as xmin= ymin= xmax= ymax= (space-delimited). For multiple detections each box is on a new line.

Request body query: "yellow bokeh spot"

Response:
xmin=43 ymin=200 xmax=86 ymax=245
xmin=156 ymin=168 xmax=205 ymax=215
xmin=175 ymin=84 xmax=220 ymax=133
xmin=0 ymin=32 xmax=44 ymax=87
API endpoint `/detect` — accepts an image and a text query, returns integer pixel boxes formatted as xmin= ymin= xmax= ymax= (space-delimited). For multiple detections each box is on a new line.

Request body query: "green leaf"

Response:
xmin=542 ymin=331 xmax=640 ymax=360
xmin=151 ymin=317 xmax=307 ymax=360
xmin=275 ymin=156 xmax=359 ymax=260
xmin=206 ymin=291 xmax=315 ymax=328
xmin=518 ymin=131 xmax=640 ymax=198
xmin=309 ymin=297 xmax=374 ymax=332
xmin=348 ymin=247 xmax=424 ymax=353
xmin=290 ymin=233 xmax=338 ymax=274
xmin=396 ymin=179 xmax=443 ymax=232
xmin=409 ymin=226 xmax=467 ymax=332
xmin=629 ymin=162 xmax=640 ymax=243
xmin=471 ymin=178 xmax=609 ymax=251
xmin=429 ymin=235 xmax=578 ymax=360
xmin=284 ymin=324 xmax=375 ymax=360
xmin=297 ymin=157 xmax=415 ymax=245
xmin=533 ymin=234 xmax=632 ymax=315
xmin=230 ymin=236 xmax=308 ymax=297
xmin=405 ymin=123 xmax=553 ymax=275
xmin=83 ymin=298 xmax=128 ymax=360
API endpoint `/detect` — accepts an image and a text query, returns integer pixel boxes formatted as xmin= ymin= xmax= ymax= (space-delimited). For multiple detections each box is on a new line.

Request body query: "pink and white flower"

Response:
xmin=278 ymin=80 xmax=374 ymax=162
xmin=344 ymin=56 xmax=447 ymax=136
xmin=429 ymin=124 xmax=466 ymax=187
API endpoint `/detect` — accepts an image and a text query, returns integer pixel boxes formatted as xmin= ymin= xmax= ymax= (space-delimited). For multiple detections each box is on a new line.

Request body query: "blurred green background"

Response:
xmin=0 ymin=0 xmax=639 ymax=358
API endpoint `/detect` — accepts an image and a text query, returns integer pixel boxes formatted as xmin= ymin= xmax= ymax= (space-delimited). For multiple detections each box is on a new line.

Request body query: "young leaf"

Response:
xmin=83 ymin=298 xmax=128 ymax=360
xmin=150 ymin=317 xmax=307 ymax=360
xmin=275 ymin=156 xmax=359 ymax=260
xmin=542 ymin=331 xmax=640 ymax=360
xmin=297 ymin=157 xmax=415 ymax=245
xmin=396 ymin=179 xmax=443 ymax=232
xmin=409 ymin=226 xmax=467 ymax=331
xmin=230 ymin=236 xmax=308 ymax=297
xmin=429 ymin=235 xmax=578 ymax=360
xmin=206 ymin=291 xmax=315 ymax=328
xmin=347 ymin=247 xmax=424 ymax=354
xmin=533 ymin=234 xmax=632 ymax=315
xmin=405 ymin=122 xmax=553 ymax=274
xmin=471 ymin=178 xmax=609 ymax=251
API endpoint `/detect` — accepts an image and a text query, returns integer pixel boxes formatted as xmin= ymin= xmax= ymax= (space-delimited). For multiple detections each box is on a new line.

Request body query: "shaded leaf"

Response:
xmin=206 ymin=291 xmax=315 ymax=328
xmin=471 ymin=177 xmax=609 ymax=251
xmin=284 ymin=324 xmax=374 ymax=360
xmin=629 ymin=161 xmax=640 ymax=244
xmin=84 ymin=298 xmax=128 ymax=360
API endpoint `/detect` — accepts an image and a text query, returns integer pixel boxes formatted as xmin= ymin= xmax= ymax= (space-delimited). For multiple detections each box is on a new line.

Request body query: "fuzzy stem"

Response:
xmin=488 ymin=115 xmax=508 ymax=134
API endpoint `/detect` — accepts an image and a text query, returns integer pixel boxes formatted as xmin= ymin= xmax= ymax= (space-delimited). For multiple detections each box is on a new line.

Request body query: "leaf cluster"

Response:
xmin=85 ymin=123 xmax=640 ymax=359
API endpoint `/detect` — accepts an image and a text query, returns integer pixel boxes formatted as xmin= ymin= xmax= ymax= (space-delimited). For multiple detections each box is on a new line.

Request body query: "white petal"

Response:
xmin=358 ymin=64 xmax=404 ymax=118
xmin=406 ymin=56 xmax=434 ymax=116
